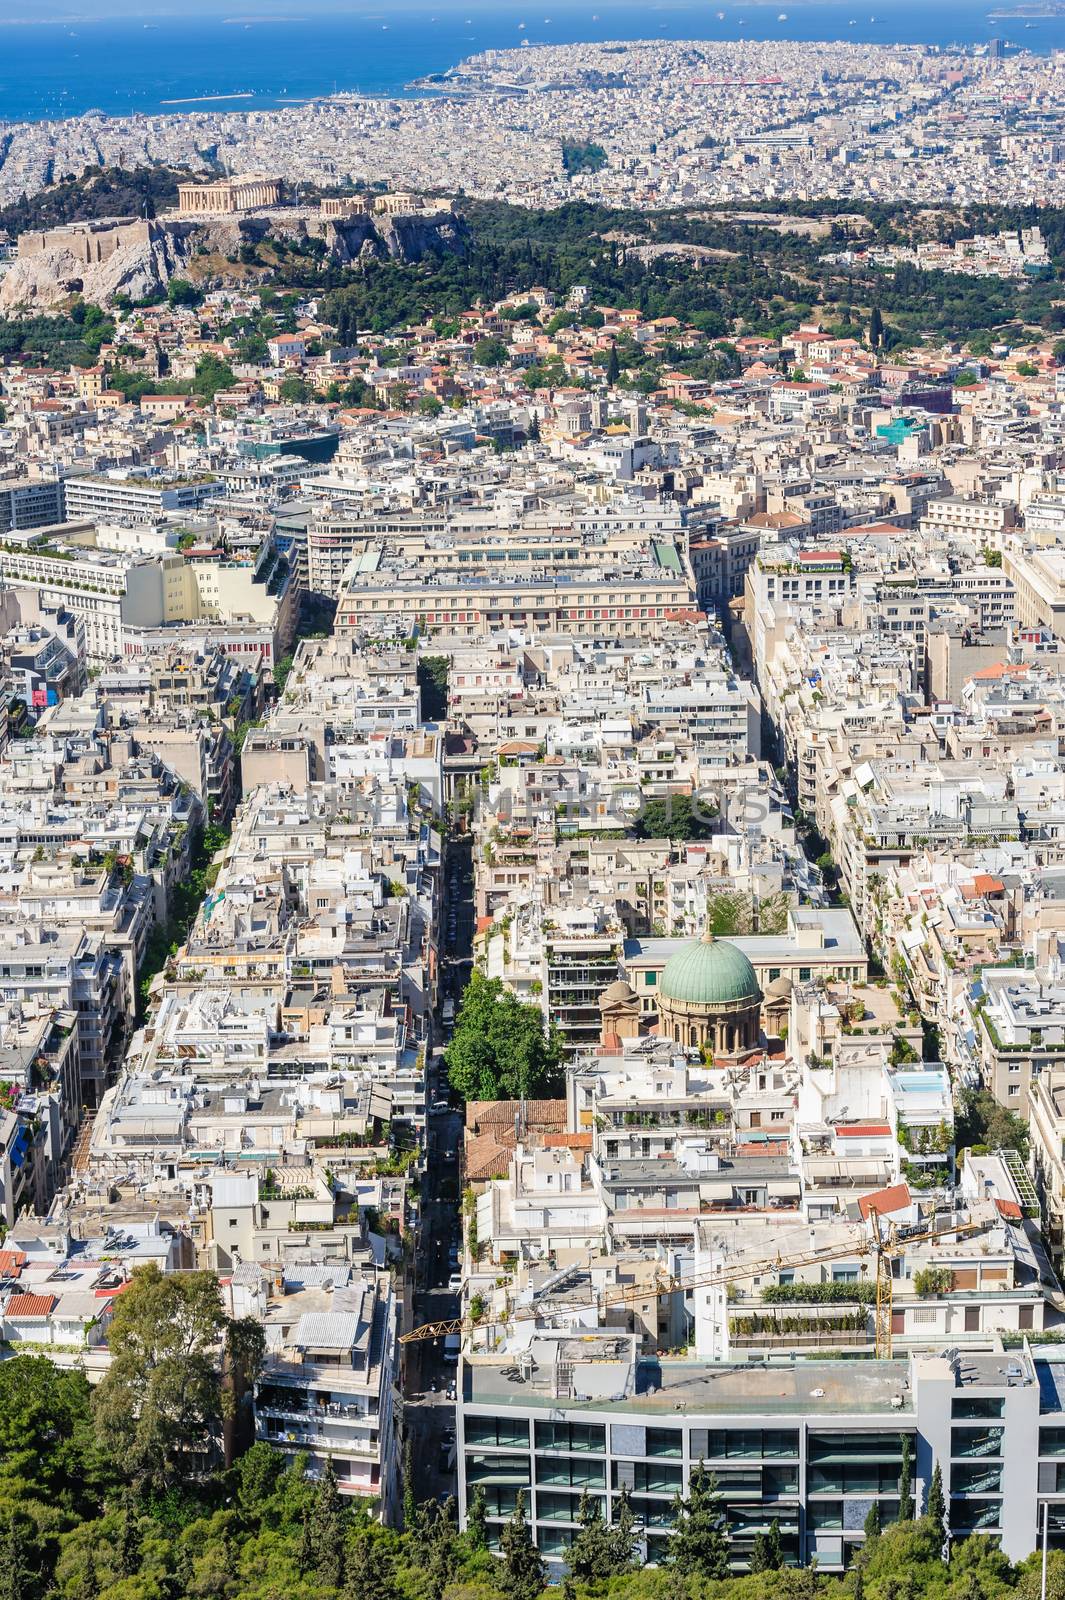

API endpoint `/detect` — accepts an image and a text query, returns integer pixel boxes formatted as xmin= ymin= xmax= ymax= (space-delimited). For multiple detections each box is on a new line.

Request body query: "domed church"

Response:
xmin=656 ymin=929 xmax=763 ymax=1055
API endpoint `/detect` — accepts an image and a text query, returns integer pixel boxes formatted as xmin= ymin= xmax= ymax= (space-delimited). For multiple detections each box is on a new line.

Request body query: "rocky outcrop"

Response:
xmin=335 ymin=211 xmax=470 ymax=260
xmin=0 ymin=221 xmax=199 ymax=311
xmin=0 ymin=207 xmax=469 ymax=312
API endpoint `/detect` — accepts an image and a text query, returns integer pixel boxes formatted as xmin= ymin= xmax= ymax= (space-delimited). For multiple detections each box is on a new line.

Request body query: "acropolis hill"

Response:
xmin=0 ymin=178 xmax=467 ymax=312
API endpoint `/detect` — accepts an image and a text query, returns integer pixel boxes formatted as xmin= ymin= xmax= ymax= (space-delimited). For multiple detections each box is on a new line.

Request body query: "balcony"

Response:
xmin=259 ymin=1422 xmax=379 ymax=1457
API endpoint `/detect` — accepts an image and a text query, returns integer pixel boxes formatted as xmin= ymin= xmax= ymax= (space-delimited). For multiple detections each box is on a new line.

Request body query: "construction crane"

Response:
xmin=400 ymin=1212 xmax=987 ymax=1358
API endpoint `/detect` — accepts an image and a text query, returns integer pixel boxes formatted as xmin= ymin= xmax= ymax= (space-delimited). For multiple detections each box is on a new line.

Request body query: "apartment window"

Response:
xmin=536 ymin=1458 xmax=605 ymax=1489
xmin=613 ymin=1460 xmax=681 ymax=1495
xmin=466 ymin=1416 xmax=530 ymax=1450
xmin=952 ymin=1398 xmax=1004 ymax=1421
xmin=535 ymin=1421 xmax=604 ymax=1454
xmin=645 ymin=1428 xmax=683 ymax=1458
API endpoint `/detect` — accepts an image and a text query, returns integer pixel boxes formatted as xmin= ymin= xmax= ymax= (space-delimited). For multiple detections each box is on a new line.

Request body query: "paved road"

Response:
xmin=402 ymin=831 xmax=475 ymax=1507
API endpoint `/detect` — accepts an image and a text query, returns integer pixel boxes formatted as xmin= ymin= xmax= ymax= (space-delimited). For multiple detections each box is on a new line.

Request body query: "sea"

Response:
xmin=0 ymin=0 xmax=1063 ymax=124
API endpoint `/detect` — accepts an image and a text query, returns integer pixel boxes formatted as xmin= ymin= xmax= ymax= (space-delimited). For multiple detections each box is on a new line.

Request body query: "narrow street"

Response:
xmin=403 ymin=830 xmax=474 ymax=1506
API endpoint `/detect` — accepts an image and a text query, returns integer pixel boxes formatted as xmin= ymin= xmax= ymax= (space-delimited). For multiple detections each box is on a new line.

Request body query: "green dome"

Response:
xmin=660 ymin=932 xmax=761 ymax=1008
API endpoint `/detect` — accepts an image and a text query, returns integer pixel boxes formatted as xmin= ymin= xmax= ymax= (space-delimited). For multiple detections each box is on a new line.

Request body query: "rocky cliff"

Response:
xmin=0 ymin=207 xmax=469 ymax=312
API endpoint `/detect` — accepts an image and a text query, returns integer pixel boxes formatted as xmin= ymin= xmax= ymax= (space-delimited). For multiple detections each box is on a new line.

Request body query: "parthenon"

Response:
xmin=175 ymin=174 xmax=282 ymax=214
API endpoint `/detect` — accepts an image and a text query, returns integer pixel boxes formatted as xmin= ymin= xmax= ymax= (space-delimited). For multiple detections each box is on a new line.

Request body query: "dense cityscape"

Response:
xmin=2 ymin=36 xmax=1065 ymax=210
xmin=3 ymin=24 xmax=1065 ymax=1600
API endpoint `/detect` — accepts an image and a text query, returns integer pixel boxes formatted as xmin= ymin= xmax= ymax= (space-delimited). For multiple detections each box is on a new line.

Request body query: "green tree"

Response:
xmin=235 ymin=1439 xmax=284 ymax=1512
xmin=669 ymin=1463 xmax=729 ymax=1579
xmin=606 ymin=343 xmax=620 ymax=384
xmin=0 ymin=1356 xmax=108 ymax=1513
xmin=608 ymin=1486 xmax=638 ymax=1574
xmin=234 ymin=332 xmax=268 ymax=363
xmin=927 ymin=1459 xmax=946 ymax=1546
xmin=166 ymin=277 xmax=200 ymax=307
xmin=221 ymin=1314 xmax=266 ymax=1467
xmin=0 ymin=1513 xmax=32 ymax=1600
xmin=402 ymin=1436 xmax=416 ymax=1530
xmin=898 ymin=1435 xmax=914 ymax=1522
xmin=633 ymin=792 xmax=716 ymax=841
xmin=417 ymin=655 xmax=449 ymax=721
xmin=192 ymin=354 xmax=237 ymax=400
xmin=500 ymin=1492 xmax=545 ymax=1600
xmin=278 ymin=374 xmax=312 ymax=402
xmin=345 ymin=1530 xmax=392 ymax=1600
xmin=466 ymin=1484 xmax=489 ymax=1552
xmin=92 ymin=1264 xmax=228 ymax=1491
xmin=751 ymin=1517 xmax=784 ymax=1572
xmin=424 ymin=1496 xmax=459 ymax=1600
xmin=568 ymin=1490 xmax=615 ymax=1581
xmin=418 ymin=394 xmax=444 ymax=416
xmin=864 ymin=1499 xmax=881 ymax=1541
xmin=444 ymin=970 xmax=563 ymax=1103
xmin=869 ymin=305 xmax=884 ymax=348
xmin=473 ymin=336 xmax=508 ymax=367
xmin=310 ymin=1458 xmax=347 ymax=1586
xmin=116 ymin=1492 xmax=141 ymax=1575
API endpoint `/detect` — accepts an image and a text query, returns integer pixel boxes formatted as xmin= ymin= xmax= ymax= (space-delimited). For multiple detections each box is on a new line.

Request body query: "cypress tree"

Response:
xmin=898 ymin=1436 xmax=915 ymax=1522
xmin=312 ymin=1459 xmax=348 ymax=1587
xmin=752 ymin=1517 xmax=784 ymax=1572
xmin=751 ymin=1532 xmax=774 ymax=1573
xmin=425 ymin=1499 xmax=458 ymax=1600
xmin=607 ymin=343 xmax=621 ymax=385
xmin=927 ymin=1460 xmax=946 ymax=1547
xmin=344 ymin=1533 xmax=391 ymax=1600
xmin=863 ymin=1500 xmax=881 ymax=1542
xmin=0 ymin=1516 xmax=29 ymax=1600
xmin=500 ymin=1491 xmax=545 ymax=1600
xmin=466 ymin=1485 xmax=489 ymax=1551
xmin=117 ymin=1493 xmax=141 ymax=1577
xmin=402 ymin=1436 xmax=417 ymax=1530
xmin=669 ymin=1463 xmax=730 ymax=1579
xmin=608 ymin=1485 xmax=638 ymax=1574
xmin=568 ymin=1490 xmax=612 ymax=1582
xmin=298 ymin=1508 xmax=314 ymax=1575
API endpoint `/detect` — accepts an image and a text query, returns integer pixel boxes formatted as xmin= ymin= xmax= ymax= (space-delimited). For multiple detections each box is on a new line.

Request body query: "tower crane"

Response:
xmin=400 ymin=1212 xmax=987 ymax=1358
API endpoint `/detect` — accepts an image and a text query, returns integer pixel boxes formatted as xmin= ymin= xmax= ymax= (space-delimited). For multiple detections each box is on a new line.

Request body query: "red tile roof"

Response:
xmin=837 ymin=1123 xmax=892 ymax=1138
xmin=6 ymin=1293 xmax=56 ymax=1317
xmin=543 ymin=1132 xmax=592 ymax=1150
xmin=994 ymin=1198 xmax=1023 ymax=1221
xmin=0 ymin=1250 xmax=25 ymax=1278
xmin=858 ymin=1182 xmax=911 ymax=1221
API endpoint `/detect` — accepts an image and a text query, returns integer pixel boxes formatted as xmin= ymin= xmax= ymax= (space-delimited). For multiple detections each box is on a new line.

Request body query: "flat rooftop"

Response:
xmin=466 ymin=1357 xmax=913 ymax=1416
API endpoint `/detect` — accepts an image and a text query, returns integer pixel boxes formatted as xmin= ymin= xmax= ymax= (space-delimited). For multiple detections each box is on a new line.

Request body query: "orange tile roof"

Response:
xmin=463 ymin=1131 xmax=513 ymax=1182
xmin=6 ymin=1292 xmax=57 ymax=1317
xmin=0 ymin=1250 xmax=25 ymax=1278
xmin=858 ymin=1182 xmax=911 ymax=1220
xmin=465 ymin=1099 xmax=566 ymax=1132
xmin=543 ymin=1132 xmax=592 ymax=1150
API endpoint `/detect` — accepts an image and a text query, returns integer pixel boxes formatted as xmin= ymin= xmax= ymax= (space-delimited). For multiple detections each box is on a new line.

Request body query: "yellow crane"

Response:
xmin=400 ymin=1212 xmax=986 ymax=1357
